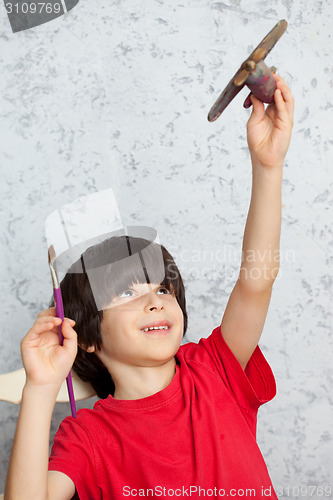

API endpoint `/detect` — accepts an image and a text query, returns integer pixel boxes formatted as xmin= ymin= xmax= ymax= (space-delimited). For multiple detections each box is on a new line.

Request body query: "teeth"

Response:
xmin=141 ymin=326 xmax=169 ymax=332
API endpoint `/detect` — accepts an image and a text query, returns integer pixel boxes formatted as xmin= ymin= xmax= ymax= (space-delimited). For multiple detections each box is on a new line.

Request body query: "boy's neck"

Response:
xmin=112 ymin=357 xmax=177 ymax=401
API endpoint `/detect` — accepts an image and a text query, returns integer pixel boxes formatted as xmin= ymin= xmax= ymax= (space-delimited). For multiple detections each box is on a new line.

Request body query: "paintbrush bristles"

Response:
xmin=48 ymin=245 xmax=60 ymax=288
xmin=48 ymin=244 xmax=56 ymax=264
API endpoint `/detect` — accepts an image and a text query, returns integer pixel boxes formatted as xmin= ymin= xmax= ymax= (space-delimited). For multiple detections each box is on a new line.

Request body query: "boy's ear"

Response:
xmin=79 ymin=344 xmax=96 ymax=353
xmin=86 ymin=346 xmax=96 ymax=353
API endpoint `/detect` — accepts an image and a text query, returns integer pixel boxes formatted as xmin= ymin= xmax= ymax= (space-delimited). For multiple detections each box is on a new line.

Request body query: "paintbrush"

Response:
xmin=48 ymin=245 xmax=77 ymax=418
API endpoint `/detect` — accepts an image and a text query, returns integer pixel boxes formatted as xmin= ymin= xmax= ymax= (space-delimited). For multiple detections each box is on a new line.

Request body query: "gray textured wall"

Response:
xmin=1 ymin=0 xmax=332 ymax=496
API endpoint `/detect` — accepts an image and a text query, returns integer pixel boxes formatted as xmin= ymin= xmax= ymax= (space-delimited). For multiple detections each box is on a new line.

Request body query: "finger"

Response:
xmin=275 ymin=78 xmax=293 ymax=105
xmin=35 ymin=315 xmax=62 ymax=326
xmin=274 ymin=87 xmax=295 ymax=129
xmin=272 ymin=73 xmax=291 ymax=95
xmin=273 ymin=74 xmax=294 ymax=117
xmin=33 ymin=316 xmax=67 ymax=337
xmin=248 ymin=94 xmax=266 ymax=124
xmin=272 ymin=72 xmax=289 ymax=87
xmin=279 ymin=88 xmax=294 ymax=122
xmin=273 ymin=88 xmax=290 ymax=123
xmin=41 ymin=317 xmax=76 ymax=337
xmin=61 ymin=320 xmax=78 ymax=356
xmin=36 ymin=313 xmax=75 ymax=327
xmin=64 ymin=317 xmax=76 ymax=325
xmin=31 ymin=317 xmax=62 ymax=335
xmin=37 ymin=307 xmax=56 ymax=317
xmin=274 ymin=87 xmax=286 ymax=109
xmin=62 ymin=319 xmax=77 ymax=337
xmin=272 ymin=72 xmax=283 ymax=82
xmin=37 ymin=307 xmax=56 ymax=318
xmin=36 ymin=316 xmax=75 ymax=325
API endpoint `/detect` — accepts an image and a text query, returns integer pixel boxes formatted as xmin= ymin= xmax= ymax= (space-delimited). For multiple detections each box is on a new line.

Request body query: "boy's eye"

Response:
xmin=118 ymin=286 xmax=171 ymax=299
xmin=157 ymin=287 xmax=171 ymax=295
xmin=119 ymin=289 xmax=135 ymax=298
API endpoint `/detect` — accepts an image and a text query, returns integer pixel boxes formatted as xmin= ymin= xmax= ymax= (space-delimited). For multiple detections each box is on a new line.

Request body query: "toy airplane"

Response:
xmin=208 ymin=19 xmax=288 ymax=122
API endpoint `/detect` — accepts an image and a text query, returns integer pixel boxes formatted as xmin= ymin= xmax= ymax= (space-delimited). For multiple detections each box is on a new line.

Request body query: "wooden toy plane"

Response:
xmin=208 ymin=19 xmax=288 ymax=121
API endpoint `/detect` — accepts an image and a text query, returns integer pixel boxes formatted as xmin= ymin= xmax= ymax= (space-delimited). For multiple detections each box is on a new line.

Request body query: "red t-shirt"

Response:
xmin=49 ymin=327 xmax=278 ymax=499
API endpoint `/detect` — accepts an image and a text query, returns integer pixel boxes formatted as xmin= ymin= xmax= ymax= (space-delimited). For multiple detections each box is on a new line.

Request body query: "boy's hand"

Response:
xmin=247 ymin=73 xmax=294 ymax=169
xmin=21 ymin=307 xmax=77 ymax=390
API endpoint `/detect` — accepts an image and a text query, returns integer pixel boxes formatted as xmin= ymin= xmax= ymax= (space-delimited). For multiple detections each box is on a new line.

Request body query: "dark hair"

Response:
xmin=53 ymin=236 xmax=187 ymax=399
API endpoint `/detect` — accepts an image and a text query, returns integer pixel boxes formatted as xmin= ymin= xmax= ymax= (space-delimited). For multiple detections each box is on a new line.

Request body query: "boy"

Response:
xmin=5 ymin=73 xmax=294 ymax=499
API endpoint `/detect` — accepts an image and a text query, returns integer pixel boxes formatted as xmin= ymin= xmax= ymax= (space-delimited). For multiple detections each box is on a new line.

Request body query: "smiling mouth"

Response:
xmin=140 ymin=326 xmax=171 ymax=334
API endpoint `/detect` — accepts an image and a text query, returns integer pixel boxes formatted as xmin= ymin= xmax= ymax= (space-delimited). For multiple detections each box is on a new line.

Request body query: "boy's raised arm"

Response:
xmin=220 ymin=74 xmax=294 ymax=369
xmin=4 ymin=309 xmax=77 ymax=500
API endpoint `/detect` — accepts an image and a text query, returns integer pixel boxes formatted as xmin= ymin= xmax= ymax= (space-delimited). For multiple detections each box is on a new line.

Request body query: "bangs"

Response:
xmin=79 ymin=236 xmax=181 ymax=311
xmin=102 ymin=244 xmax=168 ymax=305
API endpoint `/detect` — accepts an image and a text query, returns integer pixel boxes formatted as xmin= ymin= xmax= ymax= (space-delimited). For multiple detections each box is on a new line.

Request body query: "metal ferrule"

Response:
xmin=49 ymin=261 xmax=60 ymax=289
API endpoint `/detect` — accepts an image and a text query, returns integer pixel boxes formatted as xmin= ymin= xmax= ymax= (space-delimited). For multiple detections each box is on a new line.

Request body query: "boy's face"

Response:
xmin=96 ymin=282 xmax=184 ymax=371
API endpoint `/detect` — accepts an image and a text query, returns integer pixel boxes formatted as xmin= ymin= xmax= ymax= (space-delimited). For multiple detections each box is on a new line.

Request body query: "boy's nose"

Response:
xmin=144 ymin=291 xmax=164 ymax=312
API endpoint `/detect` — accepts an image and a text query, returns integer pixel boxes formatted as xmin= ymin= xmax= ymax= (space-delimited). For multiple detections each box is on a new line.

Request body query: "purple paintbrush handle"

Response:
xmin=66 ymin=373 xmax=77 ymax=418
xmin=53 ymin=286 xmax=77 ymax=418
xmin=53 ymin=287 xmax=64 ymax=344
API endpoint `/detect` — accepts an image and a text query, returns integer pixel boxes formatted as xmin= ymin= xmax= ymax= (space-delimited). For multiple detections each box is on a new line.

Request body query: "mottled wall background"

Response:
xmin=0 ymin=0 xmax=332 ymax=496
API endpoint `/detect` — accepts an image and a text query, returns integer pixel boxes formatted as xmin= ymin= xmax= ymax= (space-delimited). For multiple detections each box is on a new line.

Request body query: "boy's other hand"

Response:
xmin=247 ymin=73 xmax=294 ymax=169
xmin=21 ymin=307 xmax=77 ymax=391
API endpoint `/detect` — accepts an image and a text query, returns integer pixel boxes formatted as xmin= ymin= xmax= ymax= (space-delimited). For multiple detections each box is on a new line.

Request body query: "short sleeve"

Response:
xmin=183 ymin=326 xmax=276 ymax=412
xmin=48 ymin=416 xmax=100 ymax=500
